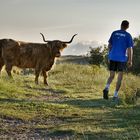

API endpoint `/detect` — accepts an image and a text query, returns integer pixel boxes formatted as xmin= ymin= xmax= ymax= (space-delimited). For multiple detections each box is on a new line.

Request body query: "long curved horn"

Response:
xmin=62 ymin=34 xmax=77 ymax=44
xmin=40 ymin=33 xmax=51 ymax=42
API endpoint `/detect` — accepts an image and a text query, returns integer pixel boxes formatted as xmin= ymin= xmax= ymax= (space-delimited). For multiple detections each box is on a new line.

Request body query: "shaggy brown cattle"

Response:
xmin=0 ymin=33 xmax=77 ymax=85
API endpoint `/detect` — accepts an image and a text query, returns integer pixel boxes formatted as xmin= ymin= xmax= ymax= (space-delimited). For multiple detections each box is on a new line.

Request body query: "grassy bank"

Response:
xmin=0 ymin=62 xmax=140 ymax=139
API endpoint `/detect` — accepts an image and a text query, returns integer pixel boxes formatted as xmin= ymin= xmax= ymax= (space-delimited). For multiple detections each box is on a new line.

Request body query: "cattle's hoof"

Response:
xmin=8 ymin=76 xmax=13 ymax=80
xmin=35 ymin=81 xmax=39 ymax=85
xmin=44 ymin=83 xmax=48 ymax=86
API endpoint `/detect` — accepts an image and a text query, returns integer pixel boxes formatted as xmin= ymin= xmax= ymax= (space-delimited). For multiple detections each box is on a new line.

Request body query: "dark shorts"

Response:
xmin=109 ymin=60 xmax=127 ymax=72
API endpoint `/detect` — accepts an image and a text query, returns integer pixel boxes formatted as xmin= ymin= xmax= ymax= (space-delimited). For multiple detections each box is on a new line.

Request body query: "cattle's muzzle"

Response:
xmin=56 ymin=52 xmax=61 ymax=57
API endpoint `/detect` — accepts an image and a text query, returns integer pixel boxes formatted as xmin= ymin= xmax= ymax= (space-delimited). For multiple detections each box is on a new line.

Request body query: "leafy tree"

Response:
xmin=132 ymin=36 xmax=140 ymax=74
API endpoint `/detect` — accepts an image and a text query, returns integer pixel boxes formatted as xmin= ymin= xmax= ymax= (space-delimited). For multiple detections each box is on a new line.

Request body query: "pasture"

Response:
xmin=0 ymin=56 xmax=140 ymax=139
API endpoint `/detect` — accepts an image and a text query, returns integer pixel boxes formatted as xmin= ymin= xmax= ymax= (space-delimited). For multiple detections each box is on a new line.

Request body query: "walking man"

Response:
xmin=103 ymin=20 xmax=133 ymax=101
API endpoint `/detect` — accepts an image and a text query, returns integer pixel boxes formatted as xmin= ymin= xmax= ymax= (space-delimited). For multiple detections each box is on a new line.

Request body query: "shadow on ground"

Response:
xmin=56 ymin=98 xmax=118 ymax=108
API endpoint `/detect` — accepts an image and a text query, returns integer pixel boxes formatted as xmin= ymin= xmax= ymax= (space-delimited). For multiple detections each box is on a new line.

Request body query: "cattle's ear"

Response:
xmin=62 ymin=43 xmax=67 ymax=48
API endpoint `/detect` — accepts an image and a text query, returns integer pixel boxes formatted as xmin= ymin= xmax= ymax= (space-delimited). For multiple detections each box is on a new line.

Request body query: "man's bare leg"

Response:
xmin=105 ymin=71 xmax=115 ymax=90
xmin=113 ymin=72 xmax=123 ymax=98
xmin=103 ymin=71 xmax=115 ymax=99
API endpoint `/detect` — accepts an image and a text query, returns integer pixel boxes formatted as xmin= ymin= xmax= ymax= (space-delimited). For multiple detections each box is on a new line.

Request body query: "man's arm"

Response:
xmin=127 ymin=47 xmax=133 ymax=67
xmin=108 ymin=43 xmax=112 ymax=52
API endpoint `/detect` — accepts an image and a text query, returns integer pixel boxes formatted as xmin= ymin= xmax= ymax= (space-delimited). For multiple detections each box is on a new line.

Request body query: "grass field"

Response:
xmin=0 ymin=57 xmax=140 ymax=139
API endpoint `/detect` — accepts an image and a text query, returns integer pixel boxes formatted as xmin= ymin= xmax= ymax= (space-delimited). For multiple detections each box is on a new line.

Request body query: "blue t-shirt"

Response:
xmin=108 ymin=30 xmax=133 ymax=62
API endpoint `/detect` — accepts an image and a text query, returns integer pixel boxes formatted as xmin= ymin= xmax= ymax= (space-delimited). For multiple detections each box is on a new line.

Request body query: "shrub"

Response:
xmin=88 ymin=45 xmax=108 ymax=66
xmin=131 ymin=36 xmax=140 ymax=74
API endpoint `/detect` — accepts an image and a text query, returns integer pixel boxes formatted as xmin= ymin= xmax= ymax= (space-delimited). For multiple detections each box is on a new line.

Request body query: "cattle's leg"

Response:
xmin=35 ymin=67 xmax=41 ymax=85
xmin=42 ymin=70 xmax=48 ymax=86
xmin=0 ymin=59 xmax=4 ymax=75
xmin=5 ymin=64 xmax=13 ymax=77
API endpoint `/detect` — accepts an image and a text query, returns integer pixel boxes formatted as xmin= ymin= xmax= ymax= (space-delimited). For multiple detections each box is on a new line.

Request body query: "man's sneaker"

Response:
xmin=112 ymin=96 xmax=119 ymax=104
xmin=103 ymin=89 xmax=109 ymax=99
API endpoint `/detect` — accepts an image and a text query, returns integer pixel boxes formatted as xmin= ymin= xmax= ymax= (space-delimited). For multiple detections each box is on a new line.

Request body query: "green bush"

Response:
xmin=88 ymin=45 xmax=108 ymax=66
xmin=131 ymin=36 xmax=140 ymax=74
xmin=120 ymin=74 xmax=140 ymax=104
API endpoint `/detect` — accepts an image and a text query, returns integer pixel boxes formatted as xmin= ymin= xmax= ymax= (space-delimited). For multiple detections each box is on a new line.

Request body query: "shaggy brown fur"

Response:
xmin=0 ymin=34 xmax=77 ymax=85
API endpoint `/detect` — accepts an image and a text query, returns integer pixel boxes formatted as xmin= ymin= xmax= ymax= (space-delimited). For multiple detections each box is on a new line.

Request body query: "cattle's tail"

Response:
xmin=0 ymin=39 xmax=5 ymax=72
xmin=0 ymin=39 xmax=7 ymax=57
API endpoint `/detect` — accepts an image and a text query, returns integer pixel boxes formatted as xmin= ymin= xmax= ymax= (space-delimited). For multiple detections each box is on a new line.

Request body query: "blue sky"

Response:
xmin=0 ymin=0 xmax=140 ymax=46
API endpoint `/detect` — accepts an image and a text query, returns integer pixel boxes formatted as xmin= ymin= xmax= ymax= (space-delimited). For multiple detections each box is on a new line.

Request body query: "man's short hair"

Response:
xmin=121 ymin=20 xmax=129 ymax=29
